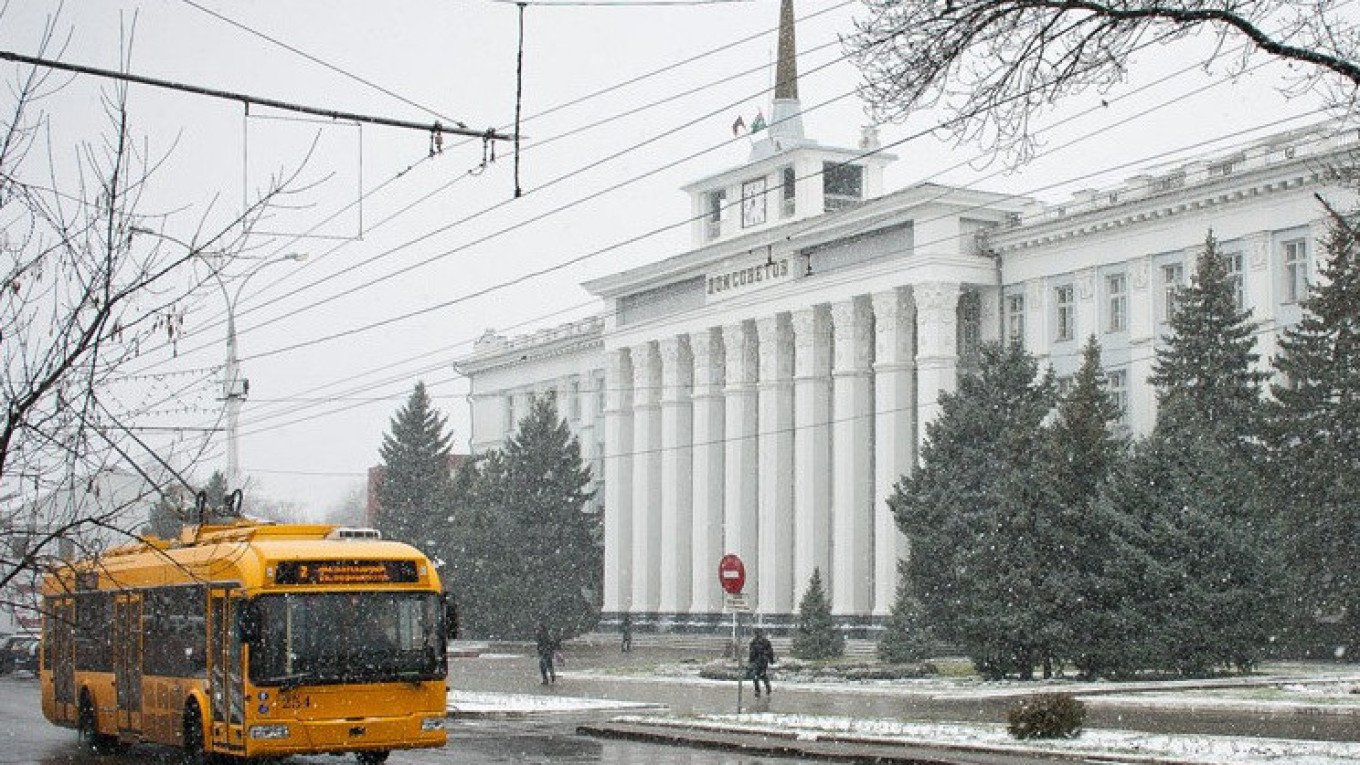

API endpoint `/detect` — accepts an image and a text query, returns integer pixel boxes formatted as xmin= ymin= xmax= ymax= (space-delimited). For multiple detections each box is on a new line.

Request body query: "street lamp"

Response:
xmin=213 ymin=253 xmax=307 ymax=490
xmin=127 ymin=226 xmax=306 ymax=491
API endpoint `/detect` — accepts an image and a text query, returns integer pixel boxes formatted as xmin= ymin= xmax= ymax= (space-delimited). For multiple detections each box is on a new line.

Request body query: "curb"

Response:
xmin=578 ymin=719 xmax=1211 ymax=765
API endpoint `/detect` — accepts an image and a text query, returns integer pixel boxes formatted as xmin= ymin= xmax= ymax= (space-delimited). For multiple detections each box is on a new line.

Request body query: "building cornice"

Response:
xmin=453 ymin=317 xmax=604 ymax=376
xmin=586 ymin=182 xmax=1028 ymax=300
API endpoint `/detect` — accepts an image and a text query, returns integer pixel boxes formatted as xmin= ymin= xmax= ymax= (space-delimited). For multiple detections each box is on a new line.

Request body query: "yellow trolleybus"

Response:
xmin=40 ymin=511 xmax=451 ymax=764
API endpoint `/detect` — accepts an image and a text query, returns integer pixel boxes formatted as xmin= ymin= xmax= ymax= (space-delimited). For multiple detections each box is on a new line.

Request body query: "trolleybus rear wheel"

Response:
xmin=77 ymin=690 xmax=122 ymax=754
xmin=182 ymin=700 xmax=210 ymax=765
xmin=356 ymin=751 xmax=391 ymax=764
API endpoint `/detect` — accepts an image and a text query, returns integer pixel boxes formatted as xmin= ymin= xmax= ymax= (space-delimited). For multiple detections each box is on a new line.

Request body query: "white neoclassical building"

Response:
xmin=453 ymin=1 xmax=1359 ymax=634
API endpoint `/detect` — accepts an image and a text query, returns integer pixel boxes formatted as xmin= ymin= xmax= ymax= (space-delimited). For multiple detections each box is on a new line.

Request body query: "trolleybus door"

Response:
xmin=112 ymin=591 xmax=144 ymax=733
xmin=49 ymin=597 xmax=76 ymax=721
xmin=207 ymin=587 xmax=246 ymax=753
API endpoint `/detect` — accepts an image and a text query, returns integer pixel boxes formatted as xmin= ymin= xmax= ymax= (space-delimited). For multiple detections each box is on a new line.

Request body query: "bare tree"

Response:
xmin=1 ymin=12 xmax=306 ymax=622
xmin=849 ymin=0 xmax=1360 ymax=162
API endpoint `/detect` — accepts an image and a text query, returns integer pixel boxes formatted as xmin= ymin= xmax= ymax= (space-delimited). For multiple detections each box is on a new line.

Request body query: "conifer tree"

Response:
xmin=888 ymin=342 xmax=1056 ymax=678
xmin=377 ymin=382 xmax=453 ymax=547
xmin=463 ymin=396 xmax=598 ymax=640
xmin=1269 ymin=199 xmax=1360 ymax=647
xmin=877 ymin=561 xmax=939 ymax=664
xmin=1149 ymin=231 xmax=1269 ymax=443
xmin=1041 ymin=337 xmax=1126 ymax=676
xmin=791 ymin=568 xmax=843 ymax=660
xmin=1141 ymin=231 xmax=1281 ymax=674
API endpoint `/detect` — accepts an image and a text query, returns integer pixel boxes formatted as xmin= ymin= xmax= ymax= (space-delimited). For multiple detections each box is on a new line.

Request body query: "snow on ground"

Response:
xmin=612 ymin=712 xmax=1360 ymax=765
xmin=448 ymin=690 xmax=666 ymax=716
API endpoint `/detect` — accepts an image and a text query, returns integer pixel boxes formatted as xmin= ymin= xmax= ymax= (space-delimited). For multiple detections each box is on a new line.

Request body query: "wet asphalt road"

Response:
xmin=0 ymin=675 xmax=823 ymax=765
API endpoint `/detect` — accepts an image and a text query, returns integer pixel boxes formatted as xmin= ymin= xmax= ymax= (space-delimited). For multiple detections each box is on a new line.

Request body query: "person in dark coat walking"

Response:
xmin=747 ymin=628 xmax=775 ymax=698
xmin=535 ymin=623 xmax=559 ymax=684
xmin=620 ymin=613 xmax=633 ymax=653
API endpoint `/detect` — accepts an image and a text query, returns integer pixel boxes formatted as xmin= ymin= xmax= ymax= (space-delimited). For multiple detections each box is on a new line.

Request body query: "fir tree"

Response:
xmin=458 ymin=396 xmax=599 ymax=640
xmin=377 ymin=381 xmax=454 ymax=547
xmin=1149 ymin=230 xmax=1269 ymax=443
xmin=1142 ymin=231 xmax=1281 ymax=674
xmin=1040 ymin=337 xmax=1126 ymax=677
xmin=144 ymin=487 xmax=189 ymax=539
xmin=791 ymin=568 xmax=843 ymax=660
xmin=888 ymin=342 xmax=1056 ymax=678
xmin=877 ymin=561 xmax=939 ymax=664
xmin=1269 ymin=198 xmax=1360 ymax=649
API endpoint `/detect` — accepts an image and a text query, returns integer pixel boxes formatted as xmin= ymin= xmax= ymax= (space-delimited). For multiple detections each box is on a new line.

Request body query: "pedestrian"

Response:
xmin=620 ymin=613 xmax=632 ymax=653
xmin=534 ymin=622 xmax=559 ymax=684
xmin=747 ymin=628 xmax=775 ymax=698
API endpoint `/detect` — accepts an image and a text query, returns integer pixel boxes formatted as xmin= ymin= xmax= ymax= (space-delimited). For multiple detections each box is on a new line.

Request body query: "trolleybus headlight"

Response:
xmin=249 ymin=724 xmax=291 ymax=740
xmin=421 ymin=717 xmax=446 ymax=732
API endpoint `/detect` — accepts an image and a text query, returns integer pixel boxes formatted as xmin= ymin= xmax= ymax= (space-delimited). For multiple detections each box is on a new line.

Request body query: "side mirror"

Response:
xmin=442 ymin=593 xmax=459 ymax=641
xmin=237 ymin=599 xmax=261 ymax=645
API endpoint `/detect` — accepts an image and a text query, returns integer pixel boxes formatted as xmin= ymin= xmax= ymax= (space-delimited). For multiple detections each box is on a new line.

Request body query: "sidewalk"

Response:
xmin=447 ymin=641 xmax=1360 ymax=764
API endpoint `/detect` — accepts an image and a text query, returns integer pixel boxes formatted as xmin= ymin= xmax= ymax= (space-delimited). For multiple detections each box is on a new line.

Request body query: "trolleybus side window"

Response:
xmin=74 ymin=591 xmax=113 ymax=672
xmin=142 ymin=585 xmax=208 ymax=677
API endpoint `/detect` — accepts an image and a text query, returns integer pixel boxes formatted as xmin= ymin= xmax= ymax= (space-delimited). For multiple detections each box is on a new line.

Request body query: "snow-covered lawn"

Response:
xmin=447 ymin=690 xmax=665 ymax=716
xmin=612 ymin=712 xmax=1360 ymax=765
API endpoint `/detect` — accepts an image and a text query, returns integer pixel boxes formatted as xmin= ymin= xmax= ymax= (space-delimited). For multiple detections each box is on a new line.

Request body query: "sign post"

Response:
xmin=718 ymin=554 xmax=747 ymax=713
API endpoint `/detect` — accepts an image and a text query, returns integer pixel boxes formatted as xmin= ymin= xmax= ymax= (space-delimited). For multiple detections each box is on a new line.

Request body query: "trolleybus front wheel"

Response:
xmin=356 ymin=751 xmax=391 ymax=764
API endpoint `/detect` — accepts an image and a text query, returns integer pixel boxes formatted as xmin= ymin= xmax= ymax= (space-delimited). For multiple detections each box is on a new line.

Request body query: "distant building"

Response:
xmin=364 ymin=454 xmax=469 ymax=528
xmin=454 ymin=1 xmax=1359 ymax=632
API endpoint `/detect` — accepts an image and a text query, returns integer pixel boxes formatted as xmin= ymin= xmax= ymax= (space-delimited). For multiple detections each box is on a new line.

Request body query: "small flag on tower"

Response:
xmin=731 ymin=114 xmax=746 ymax=136
xmin=750 ymin=110 xmax=767 ymax=133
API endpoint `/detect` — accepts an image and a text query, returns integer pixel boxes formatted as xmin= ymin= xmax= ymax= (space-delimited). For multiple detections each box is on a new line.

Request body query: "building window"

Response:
xmin=1055 ymin=284 xmax=1075 ymax=342
xmin=1106 ymin=273 xmax=1127 ymax=332
xmin=781 ymin=165 xmax=796 ymax=218
xmin=958 ymin=291 xmax=981 ymax=361
xmin=823 ymin=162 xmax=863 ymax=211
xmin=569 ymin=379 xmax=581 ymax=421
xmin=1283 ymin=239 xmax=1308 ymax=302
xmin=1160 ymin=262 xmax=1184 ymax=321
xmin=1106 ymin=369 xmax=1128 ymax=424
xmin=1005 ymin=293 xmax=1025 ymax=347
xmin=741 ymin=177 xmax=767 ymax=228
xmin=1222 ymin=251 xmax=1245 ymax=309
xmin=705 ymin=190 xmax=725 ymax=240
xmin=1056 ymin=376 xmax=1073 ymax=398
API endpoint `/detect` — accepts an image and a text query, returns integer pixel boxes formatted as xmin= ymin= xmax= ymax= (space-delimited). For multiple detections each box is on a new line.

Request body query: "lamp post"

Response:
xmin=214 ymin=253 xmax=306 ymax=490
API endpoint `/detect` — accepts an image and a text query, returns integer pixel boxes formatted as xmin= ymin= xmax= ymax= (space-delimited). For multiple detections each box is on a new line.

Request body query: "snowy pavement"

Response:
xmin=447 ymin=690 xmax=666 ymax=718
xmin=598 ymin=712 xmax=1360 ymax=764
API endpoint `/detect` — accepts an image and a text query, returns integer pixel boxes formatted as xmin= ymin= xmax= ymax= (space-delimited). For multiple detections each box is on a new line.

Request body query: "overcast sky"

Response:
xmin=1 ymin=0 xmax=1339 ymax=518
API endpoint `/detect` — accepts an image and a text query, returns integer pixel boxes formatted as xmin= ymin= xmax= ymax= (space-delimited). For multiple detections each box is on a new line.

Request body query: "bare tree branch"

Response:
xmin=849 ymin=0 xmax=1360 ymax=162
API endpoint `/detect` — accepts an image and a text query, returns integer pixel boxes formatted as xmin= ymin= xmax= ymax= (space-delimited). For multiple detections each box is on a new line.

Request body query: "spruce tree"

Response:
xmin=791 ymin=568 xmax=843 ymax=660
xmin=888 ymin=342 xmax=1056 ymax=678
xmin=1041 ymin=337 xmax=1126 ymax=676
xmin=472 ymin=396 xmax=599 ymax=640
xmin=377 ymin=381 xmax=454 ymax=547
xmin=1149 ymin=230 xmax=1269 ymax=443
xmin=1142 ymin=231 xmax=1281 ymax=674
xmin=877 ymin=561 xmax=939 ymax=664
xmin=1269 ymin=199 xmax=1360 ymax=650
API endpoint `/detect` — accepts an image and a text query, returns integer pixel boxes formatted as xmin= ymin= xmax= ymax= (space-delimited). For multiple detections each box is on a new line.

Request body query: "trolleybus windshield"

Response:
xmin=248 ymin=591 xmax=445 ymax=687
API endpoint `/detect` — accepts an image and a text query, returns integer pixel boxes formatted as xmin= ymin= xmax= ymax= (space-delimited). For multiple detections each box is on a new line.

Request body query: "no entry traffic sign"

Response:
xmin=718 ymin=553 xmax=746 ymax=595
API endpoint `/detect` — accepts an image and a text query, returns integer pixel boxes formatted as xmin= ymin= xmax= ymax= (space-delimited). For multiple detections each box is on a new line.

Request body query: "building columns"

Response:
xmin=602 ymin=348 xmax=634 ymax=614
xmin=914 ymin=282 xmax=961 ymax=439
xmin=830 ymin=297 xmax=874 ymax=615
xmin=689 ymin=328 xmax=726 ymax=615
xmin=630 ymin=342 xmax=662 ymax=613
xmin=658 ymin=335 xmax=694 ymax=616
xmin=722 ymin=321 xmax=760 ymax=602
xmin=755 ymin=314 xmax=795 ymax=615
xmin=791 ymin=306 xmax=832 ymax=609
xmin=872 ymin=288 xmax=915 ymax=615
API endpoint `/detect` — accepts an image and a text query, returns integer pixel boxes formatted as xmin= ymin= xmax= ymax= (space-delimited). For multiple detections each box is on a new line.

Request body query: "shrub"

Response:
xmin=1006 ymin=693 xmax=1086 ymax=740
